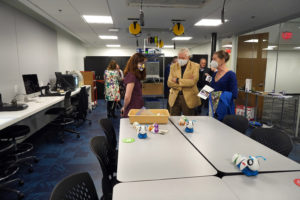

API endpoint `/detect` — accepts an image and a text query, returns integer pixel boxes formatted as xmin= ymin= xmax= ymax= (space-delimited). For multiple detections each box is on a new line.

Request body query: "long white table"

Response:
xmin=113 ymin=176 xmax=239 ymax=200
xmin=117 ymin=119 xmax=217 ymax=182
xmin=222 ymin=172 xmax=300 ymax=200
xmin=0 ymin=86 xmax=90 ymax=141
xmin=170 ymin=116 xmax=300 ymax=174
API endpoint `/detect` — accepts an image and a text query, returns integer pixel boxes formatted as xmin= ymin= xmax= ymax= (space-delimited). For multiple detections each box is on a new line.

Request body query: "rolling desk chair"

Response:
xmin=250 ymin=128 xmax=293 ymax=157
xmin=0 ymin=141 xmax=24 ymax=199
xmin=50 ymin=172 xmax=99 ymax=200
xmin=0 ymin=125 xmax=38 ymax=173
xmin=99 ymin=118 xmax=118 ymax=172
xmin=46 ymin=91 xmax=80 ymax=143
xmin=223 ymin=115 xmax=249 ymax=134
xmin=90 ymin=136 xmax=117 ymax=200
xmin=76 ymin=86 xmax=92 ymax=125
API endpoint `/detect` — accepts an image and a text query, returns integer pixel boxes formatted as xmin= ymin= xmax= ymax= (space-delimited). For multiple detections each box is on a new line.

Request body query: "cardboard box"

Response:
xmin=142 ymin=83 xmax=164 ymax=96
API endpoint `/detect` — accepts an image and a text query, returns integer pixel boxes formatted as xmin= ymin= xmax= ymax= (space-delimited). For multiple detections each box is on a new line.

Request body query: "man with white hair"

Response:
xmin=167 ymin=48 xmax=201 ymax=116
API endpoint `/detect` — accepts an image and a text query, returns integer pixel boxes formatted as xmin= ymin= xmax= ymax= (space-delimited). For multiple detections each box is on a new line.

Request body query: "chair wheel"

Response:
xmin=77 ymin=135 xmax=80 ymax=138
xmin=60 ymin=140 xmax=64 ymax=144
xmin=18 ymin=180 xmax=24 ymax=186
xmin=18 ymin=193 xmax=24 ymax=200
xmin=89 ymin=121 xmax=92 ymax=125
xmin=28 ymin=167 xmax=34 ymax=173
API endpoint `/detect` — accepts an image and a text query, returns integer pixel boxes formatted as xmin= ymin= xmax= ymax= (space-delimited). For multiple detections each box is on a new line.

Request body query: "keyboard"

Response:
xmin=0 ymin=103 xmax=28 ymax=111
xmin=39 ymin=93 xmax=63 ymax=97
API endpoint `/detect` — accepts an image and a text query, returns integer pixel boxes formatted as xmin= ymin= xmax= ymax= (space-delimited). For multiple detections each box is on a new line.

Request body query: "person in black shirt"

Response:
xmin=197 ymin=58 xmax=210 ymax=115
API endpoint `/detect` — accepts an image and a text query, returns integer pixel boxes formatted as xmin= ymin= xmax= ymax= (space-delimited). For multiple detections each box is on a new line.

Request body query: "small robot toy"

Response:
xmin=179 ymin=115 xmax=188 ymax=126
xmin=133 ymin=122 xmax=140 ymax=130
xmin=185 ymin=120 xmax=194 ymax=133
xmin=232 ymin=153 xmax=266 ymax=176
xmin=151 ymin=123 xmax=159 ymax=134
xmin=137 ymin=125 xmax=147 ymax=139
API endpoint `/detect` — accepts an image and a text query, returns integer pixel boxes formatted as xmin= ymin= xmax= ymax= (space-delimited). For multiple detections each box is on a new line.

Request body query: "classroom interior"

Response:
xmin=1 ymin=0 xmax=300 ymax=199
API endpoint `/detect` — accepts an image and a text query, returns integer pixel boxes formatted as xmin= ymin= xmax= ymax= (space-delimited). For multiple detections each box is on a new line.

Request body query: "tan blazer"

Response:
xmin=168 ymin=60 xmax=201 ymax=109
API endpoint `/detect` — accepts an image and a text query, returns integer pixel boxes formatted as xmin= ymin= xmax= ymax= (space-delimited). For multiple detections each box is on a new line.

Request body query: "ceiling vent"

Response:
xmin=127 ymin=0 xmax=210 ymax=8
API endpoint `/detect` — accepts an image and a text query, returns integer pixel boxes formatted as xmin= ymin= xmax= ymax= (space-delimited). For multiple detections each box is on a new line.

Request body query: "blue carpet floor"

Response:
xmin=1 ymin=100 xmax=300 ymax=200
xmin=1 ymin=100 xmax=121 ymax=200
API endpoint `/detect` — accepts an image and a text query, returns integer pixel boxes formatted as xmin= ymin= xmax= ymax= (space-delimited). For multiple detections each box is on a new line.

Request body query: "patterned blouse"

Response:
xmin=104 ymin=70 xmax=121 ymax=102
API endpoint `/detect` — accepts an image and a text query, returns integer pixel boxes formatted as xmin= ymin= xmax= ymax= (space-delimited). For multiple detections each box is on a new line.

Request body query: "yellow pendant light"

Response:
xmin=129 ymin=21 xmax=141 ymax=35
xmin=172 ymin=23 xmax=184 ymax=36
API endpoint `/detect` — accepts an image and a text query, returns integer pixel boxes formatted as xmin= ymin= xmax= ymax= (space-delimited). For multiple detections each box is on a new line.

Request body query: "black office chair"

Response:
xmin=250 ymin=128 xmax=293 ymax=156
xmin=49 ymin=172 xmax=99 ymax=200
xmin=0 ymin=125 xmax=38 ymax=172
xmin=0 ymin=141 xmax=24 ymax=199
xmin=46 ymin=91 xmax=80 ymax=143
xmin=99 ymin=119 xmax=118 ymax=171
xmin=90 ymin=136 xmax=116 ymax=199
xmin=76 ymin=87 xmax=92 ymax=125
xmin=223 ymin=115 xmax=249 ymax=134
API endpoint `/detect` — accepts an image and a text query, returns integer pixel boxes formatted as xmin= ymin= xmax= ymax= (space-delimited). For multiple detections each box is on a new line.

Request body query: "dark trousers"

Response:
xmin=170 ymin=94 xmax=195 ymax=116
xmin=107 ymin=101 xmax=116 ymax=117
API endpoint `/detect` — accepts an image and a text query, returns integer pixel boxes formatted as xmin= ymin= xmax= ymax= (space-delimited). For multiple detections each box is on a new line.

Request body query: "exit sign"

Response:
xmin=281 ymin=32 xmax=292 ymax=40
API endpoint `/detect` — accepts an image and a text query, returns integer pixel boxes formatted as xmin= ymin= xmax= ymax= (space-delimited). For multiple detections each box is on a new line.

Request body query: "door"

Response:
xmin=236 ymin=33 xmax=269 ymax=119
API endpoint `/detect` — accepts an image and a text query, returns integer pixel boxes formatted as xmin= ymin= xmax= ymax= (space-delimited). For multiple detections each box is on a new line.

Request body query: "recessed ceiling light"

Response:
xmin=108 ymin=28 xmax=119 ymax=32
xmin=99 ymin=35 xmax=118 ymax=40
xmin=172 ymin=37 xmax=192 ymax=41
xmin=82 ymin=15 xmax=113 ymax=24
xmin=194 ymin=19 xmax=228 ymax=26
xmin=222 ymin=44 xmax=232 ymax=48
xmin=244 ymin=39 xmax=259 ymax=43
xmin=106 ymin=44 xmax=121 ymax=48
xmin=294 ymin=47 xmax=300 ymax=50
xmin=163 ymin=45 xmax=175 ymax=48
xmin=263 ymin=45 xmax=277 ymax=50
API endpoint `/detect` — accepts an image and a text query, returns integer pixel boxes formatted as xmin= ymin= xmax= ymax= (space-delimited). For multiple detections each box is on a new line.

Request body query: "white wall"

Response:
xmin=0 ymin=2 xmax=87 ymax=102
xmin=190 ymin=42 xmax=212 ymax=61
xmin=0 ymin=2 xmax=59 ymax=102
xmin=273 ymin=50 xmax=300 ymax=93
xmin=264 ymin=50 xmax=300 ymax=93
xmin=246 ymin=23 xmax=300 ymax=93
xmin=57 ymin=32 xmax=86 ymax=72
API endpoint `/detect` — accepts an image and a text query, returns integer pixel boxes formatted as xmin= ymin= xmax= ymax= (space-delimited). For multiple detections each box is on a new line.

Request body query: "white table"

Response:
xmin=0 ymin=86 xmax=90 ymax=141
xmin=222 ymin=172 xmax=300 ymax=200
xmin=113 ymin=176 xmax=239 ymax=200
xmin=117 ymin=119 xmax=217 ymax=182
xmin=170 ymin=116 xmax=300 ymax=173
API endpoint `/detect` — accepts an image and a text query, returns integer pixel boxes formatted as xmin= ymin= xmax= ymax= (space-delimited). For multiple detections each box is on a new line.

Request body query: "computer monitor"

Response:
xmin=22 ymin=74 xmax=40 ymax=95
xmin=61 ymin=75 xmax=77 ymax=91
xmin=55 ymin=72 xmax=63 ymax=88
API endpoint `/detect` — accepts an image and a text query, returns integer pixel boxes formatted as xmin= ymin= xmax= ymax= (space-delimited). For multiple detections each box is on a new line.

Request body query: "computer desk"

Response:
xmin=0 ymin=86 xmax=91 ymax=142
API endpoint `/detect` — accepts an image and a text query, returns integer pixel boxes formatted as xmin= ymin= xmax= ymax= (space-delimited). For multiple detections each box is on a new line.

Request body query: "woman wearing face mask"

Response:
xmin=210 ymin=50 xmax=238 ymax=99
xmin=121 ymin=53 xmax=147 ymax=117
